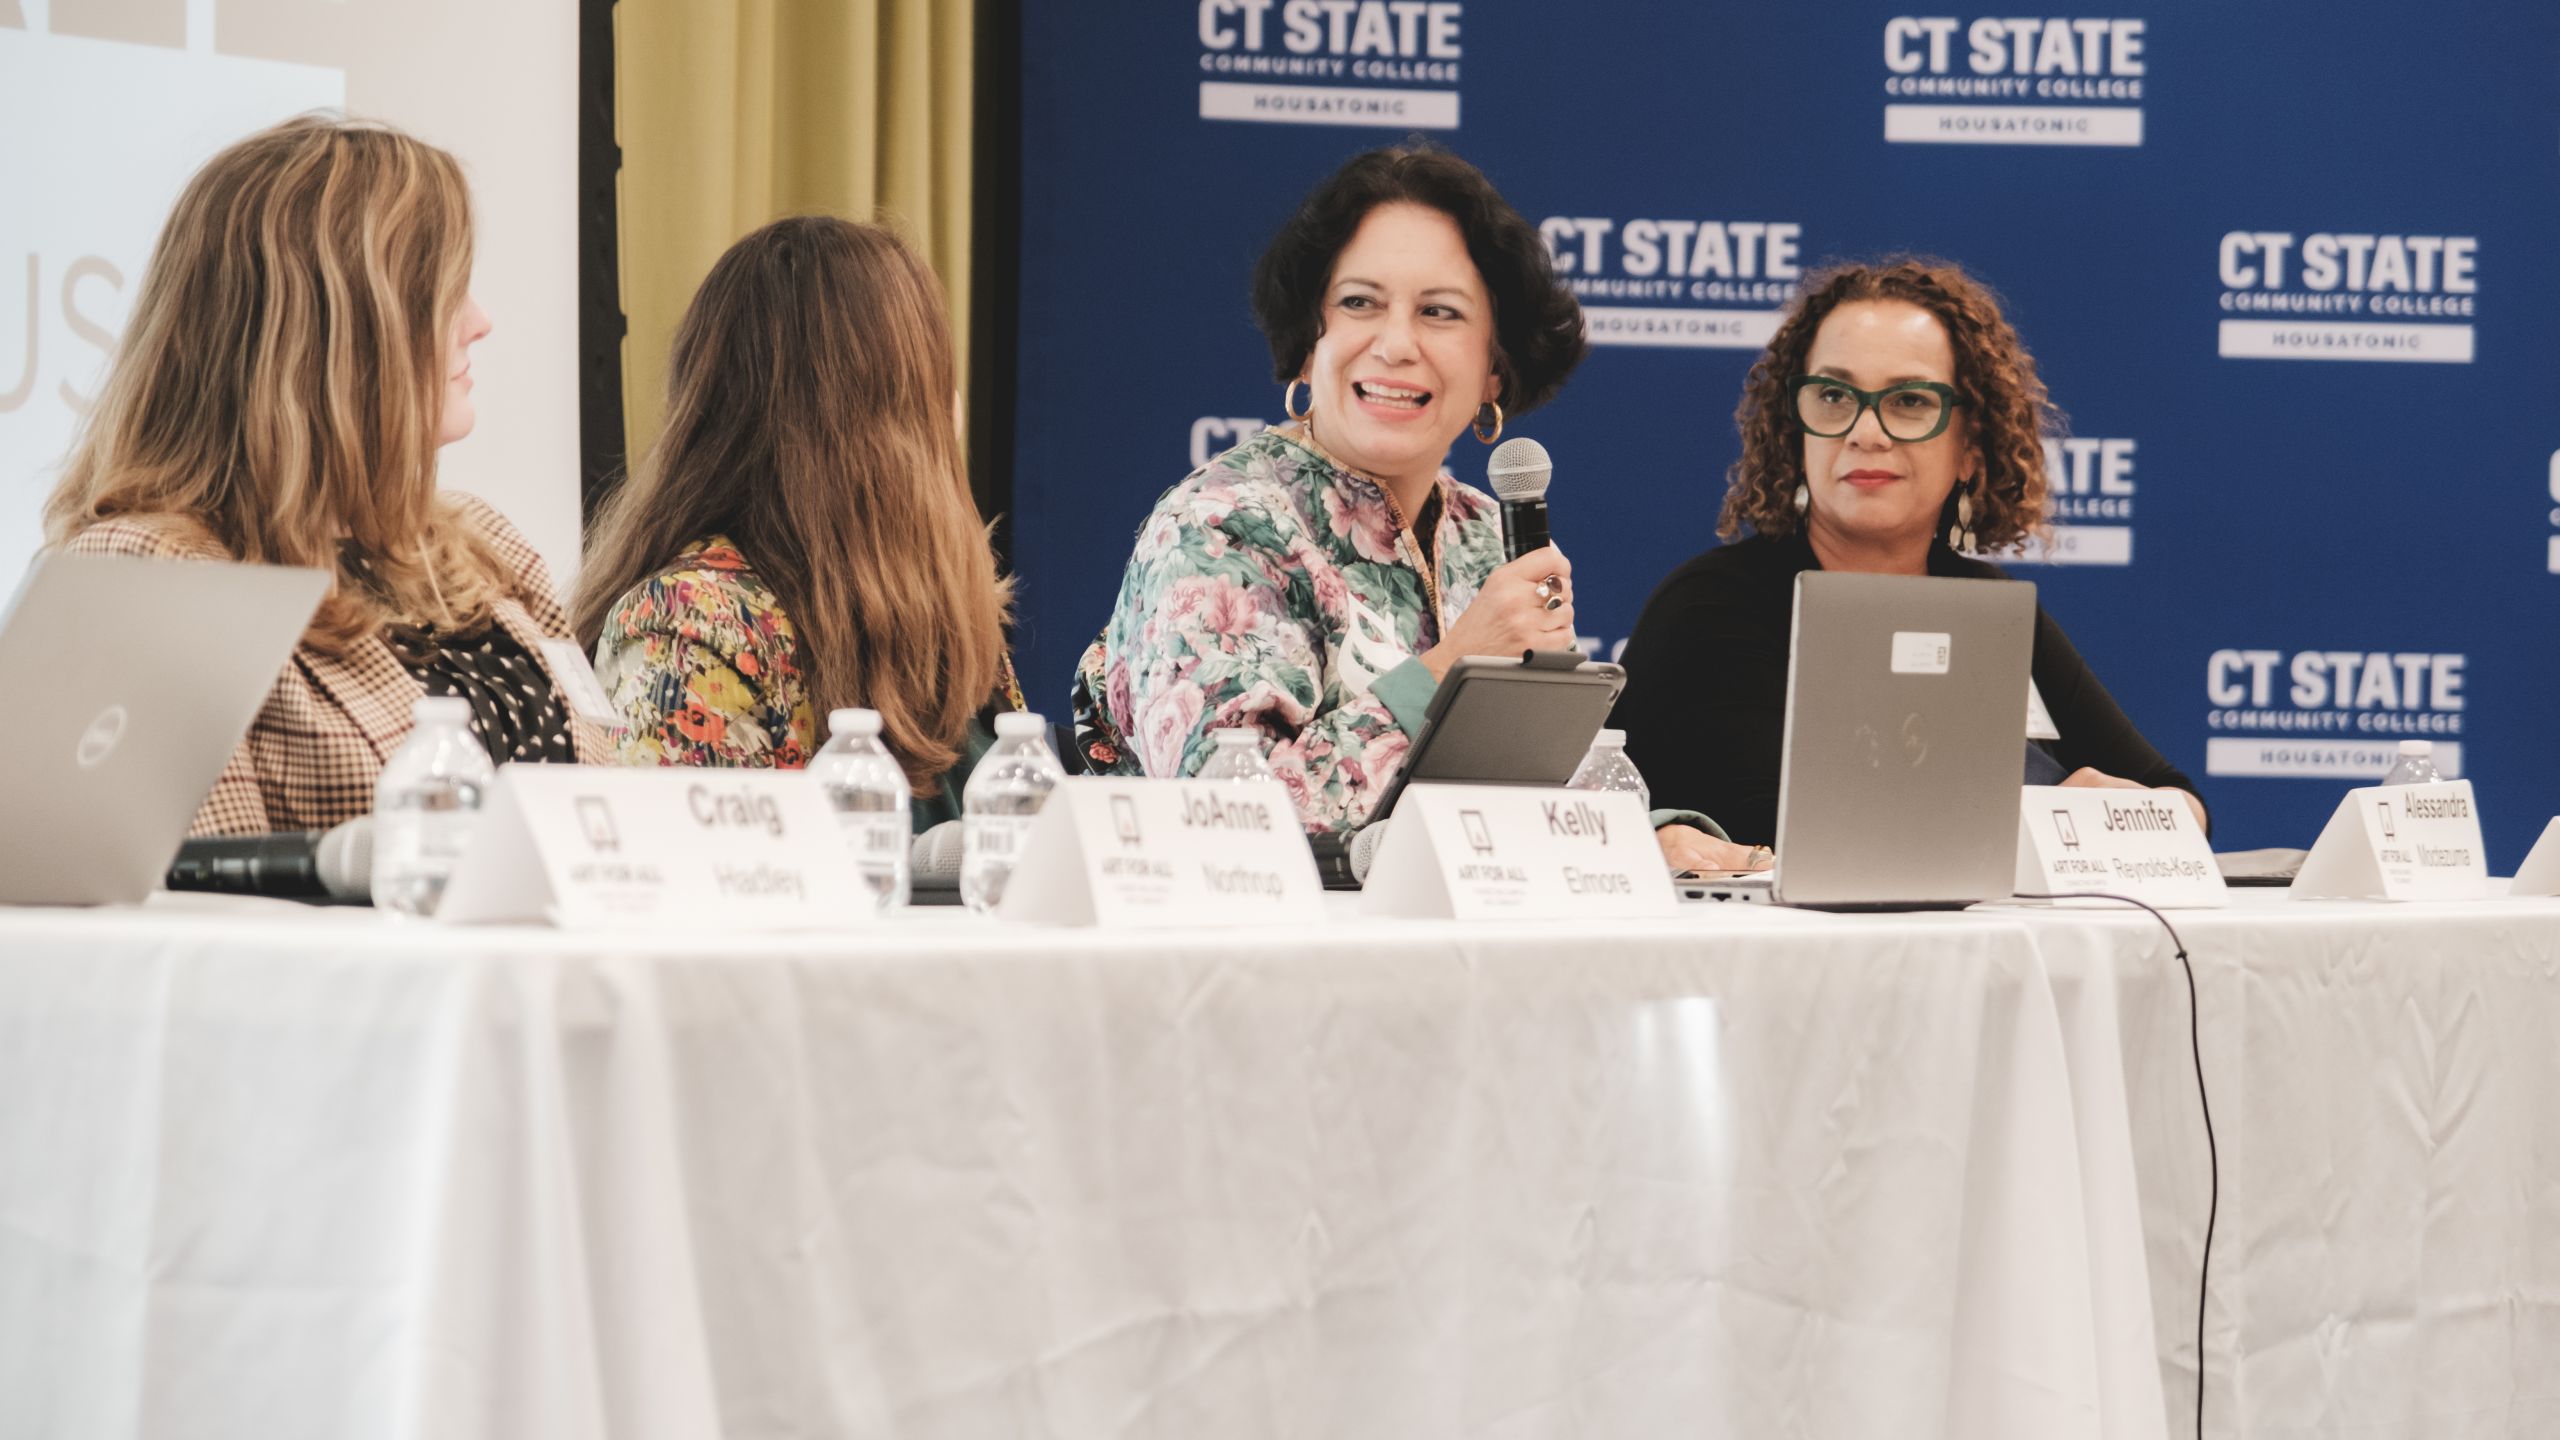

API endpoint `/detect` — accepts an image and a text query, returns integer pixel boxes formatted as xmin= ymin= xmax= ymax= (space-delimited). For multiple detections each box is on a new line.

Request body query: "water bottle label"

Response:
xmin=969 ymin=815 xmax=1031 ymax=858
xmin=843 ymin=813 xmax=905 ymax=859
xmin=420 ymin=810 xmax=473 ymax=866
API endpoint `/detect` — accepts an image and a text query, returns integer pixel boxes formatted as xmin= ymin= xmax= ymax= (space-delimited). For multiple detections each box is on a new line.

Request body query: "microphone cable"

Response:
xmin=2013 ymin=890 xmax=2216 ymax=1440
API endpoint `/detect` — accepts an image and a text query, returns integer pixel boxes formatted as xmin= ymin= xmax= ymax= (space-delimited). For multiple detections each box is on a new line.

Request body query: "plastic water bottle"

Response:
xmin=1568 ymin=728 xmax=1650 ymax=809
xmin=961 ymin=711 xmax=1065 ymax=914
xmin=2382 ymin=739 xmax=2441 ymax=785
xmin=813 ymin=707 xmax=911 ymax=913
xmin=371 ymin=696 xmax=495 ymax=918
xmin=1196 ymin=726 xmax=1275 ymax=784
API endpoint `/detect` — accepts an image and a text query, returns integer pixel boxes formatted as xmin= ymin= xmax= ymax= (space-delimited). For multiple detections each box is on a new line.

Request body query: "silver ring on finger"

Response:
xmin=1543 ymin=593 xmax=1565 ymax=612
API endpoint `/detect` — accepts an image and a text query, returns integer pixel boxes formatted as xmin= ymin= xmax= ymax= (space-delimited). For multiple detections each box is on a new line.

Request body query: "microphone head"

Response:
xmin=1485 ymin=437 xmax=1553 ymax=502
xmin=318 ymin=815 xmax=374 ymax=901
xmin=911 ymin=819 xmax=968 ymax=887
xmin=1350 ymin=818 xmax=1393 ymax=883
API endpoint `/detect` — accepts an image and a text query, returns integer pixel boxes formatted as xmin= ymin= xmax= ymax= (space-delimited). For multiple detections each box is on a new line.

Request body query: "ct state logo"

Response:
xmin=1539 ymin=213 xmax=1805 ymax=350
xmin=1195 ymin=1 xmax=1464 ymax=129
xmin=1880 ymin=15 xmax=2148 ymax=146
xmin=2215 ymin=230 xmax=2480 ymax=364
xmin=75 ymin=704 xmax=128 ymax=770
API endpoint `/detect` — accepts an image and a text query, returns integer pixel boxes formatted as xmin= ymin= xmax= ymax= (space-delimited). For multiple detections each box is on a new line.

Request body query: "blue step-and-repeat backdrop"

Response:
xmin=1012 ymin=2 xmax=2560 ymax=864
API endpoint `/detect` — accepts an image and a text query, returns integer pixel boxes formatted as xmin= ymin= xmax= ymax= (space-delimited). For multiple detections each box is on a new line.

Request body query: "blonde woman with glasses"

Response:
xmin=46 ymin=114 xmax=606 ymax=835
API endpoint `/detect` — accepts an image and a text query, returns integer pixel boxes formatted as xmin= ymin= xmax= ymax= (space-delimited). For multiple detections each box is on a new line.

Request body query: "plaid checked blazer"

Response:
xmin=61 ymin=493 xmax=610 ymax=836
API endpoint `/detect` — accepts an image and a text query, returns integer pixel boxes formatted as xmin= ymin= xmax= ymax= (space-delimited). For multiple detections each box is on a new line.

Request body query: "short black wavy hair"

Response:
xmin=1251 ymin=141 xmax=1587 ymax=416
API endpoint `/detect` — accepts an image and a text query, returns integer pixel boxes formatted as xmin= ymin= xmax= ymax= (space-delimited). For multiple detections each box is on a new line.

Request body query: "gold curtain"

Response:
xmin=615 ymin=0 xmax=974 ymax=469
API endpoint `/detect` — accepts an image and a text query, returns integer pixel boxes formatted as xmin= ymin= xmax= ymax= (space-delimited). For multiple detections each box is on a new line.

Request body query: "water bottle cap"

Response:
xmin=1212 ymin=727 xmax=1260 ymax=745
xmin=1592 ymin=728 xmax=1626 ymax=748
xmin=2398 ymin=739 xmax=2432 ymax=755
xmin=994 ymin=710 xmax=1045 ymax=738
xmin=830 ymin=707 xmax=883 ymax=737
xmin=412 ymin=696 xmax=472 ymax=726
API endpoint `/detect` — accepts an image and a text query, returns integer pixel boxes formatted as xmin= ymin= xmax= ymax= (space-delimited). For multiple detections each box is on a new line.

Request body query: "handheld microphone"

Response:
xmin=1486 ymin=437 xmax=1554 ymax=561
xmin=167 ymin=816 xmax=374 ymax=902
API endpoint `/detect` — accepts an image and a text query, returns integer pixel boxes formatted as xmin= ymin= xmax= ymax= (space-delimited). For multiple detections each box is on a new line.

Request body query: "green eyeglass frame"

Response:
xmin=1789 ymin=376 xmax=1967 ymax=443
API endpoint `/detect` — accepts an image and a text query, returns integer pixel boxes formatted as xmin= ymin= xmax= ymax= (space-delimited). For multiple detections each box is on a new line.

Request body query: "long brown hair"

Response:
xmin=574 ymin=217 xmax=1009 ymax=793
xmin=46 ymin=113 xmax=516 ymax=651
xmin=1719 ymin=257 xmax=2058 ymax=552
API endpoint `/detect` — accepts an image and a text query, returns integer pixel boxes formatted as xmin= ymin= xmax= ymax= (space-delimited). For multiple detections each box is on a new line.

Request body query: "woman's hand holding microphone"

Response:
xmin=1420 ymin=544 xmax=1573 ymax=680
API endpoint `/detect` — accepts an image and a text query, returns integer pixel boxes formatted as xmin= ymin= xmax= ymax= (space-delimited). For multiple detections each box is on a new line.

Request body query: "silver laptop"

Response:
xmin=0 ymin=552 xmax=329 ymax=905
xmin=1689 ymin=570 xmax=2035 ymax=909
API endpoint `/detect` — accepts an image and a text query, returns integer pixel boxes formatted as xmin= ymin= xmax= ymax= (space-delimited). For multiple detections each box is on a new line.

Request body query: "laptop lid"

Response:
xmin=0 ymin=552 xmax=330 ymax=906
xmin=1769 ymin=571 xmax=2034 ymax=909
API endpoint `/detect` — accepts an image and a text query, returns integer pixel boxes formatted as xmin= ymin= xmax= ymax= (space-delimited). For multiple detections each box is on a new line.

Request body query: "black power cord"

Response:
xmin=2016 ymin=891 xmax=2218 ymax=1440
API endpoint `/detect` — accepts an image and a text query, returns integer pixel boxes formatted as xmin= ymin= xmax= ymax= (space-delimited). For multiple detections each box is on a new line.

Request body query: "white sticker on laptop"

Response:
xmin=1890 ymin=631 xmax=1952 ymax=675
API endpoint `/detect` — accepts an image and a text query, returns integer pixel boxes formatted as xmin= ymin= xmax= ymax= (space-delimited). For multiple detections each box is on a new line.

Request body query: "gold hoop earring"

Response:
xmin=1284 ymin=378 xmax=1311 ymax=421
xmin=1473 ymin=400 xmax=1504 ymax=445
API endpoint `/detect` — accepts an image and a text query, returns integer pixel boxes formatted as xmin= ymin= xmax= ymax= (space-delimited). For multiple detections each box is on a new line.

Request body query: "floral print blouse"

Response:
xmin=594 ymin=534 xmax=1036 ymax=829
xmin=1072 ymin=426 xmax=1505 ymax=835
xmin=593 ymin=536 xmax=818 ymax=770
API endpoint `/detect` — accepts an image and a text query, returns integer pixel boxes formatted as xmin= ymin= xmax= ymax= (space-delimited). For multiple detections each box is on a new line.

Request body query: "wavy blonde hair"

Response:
xmin=574 ymin=217 xmax=1011 ymax=794
xmin=1719 ymin=256 xmax=2058 ymax=552
xmin=45 ymin=113 xmax=515 ymax=652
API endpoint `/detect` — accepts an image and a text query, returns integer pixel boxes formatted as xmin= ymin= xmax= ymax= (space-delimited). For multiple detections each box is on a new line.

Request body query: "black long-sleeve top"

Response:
xmin=1610 ymin=531 xmax=2202 ymax=848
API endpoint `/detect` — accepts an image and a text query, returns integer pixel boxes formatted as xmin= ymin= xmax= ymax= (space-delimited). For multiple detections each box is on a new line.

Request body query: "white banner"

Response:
xmin=1198 ymin=81 xmax=1457 ymax=128
xmin=2206 ymin=738 xmax=2463 ymax=780
xmin=1883 ymin=104 xmax=2142 ymax=146
xmin=1581 ymin=306 xmax=1782 ymax=349
xmin=2217 ymin=320 xmax=2474 ymax=363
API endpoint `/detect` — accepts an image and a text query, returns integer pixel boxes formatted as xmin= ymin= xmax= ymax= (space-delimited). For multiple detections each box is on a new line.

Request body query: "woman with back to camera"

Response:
xmin=574 ymin=216 xmax=1019 ymax=826
xmin=1070 ymin=141 xmax=1760 ymax=870
xmin=47 ymin=114 xmax=606 ymax=836
xmin=1610 ymin=256 xmax=2205 ymax=850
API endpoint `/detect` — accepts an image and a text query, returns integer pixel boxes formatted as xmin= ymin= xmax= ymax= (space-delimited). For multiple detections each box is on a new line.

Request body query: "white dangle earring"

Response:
xmin=1793 ymin=482 xmax=1811 ymax=514
xmin=1948 ymin=478 xmax=1978 ymax=552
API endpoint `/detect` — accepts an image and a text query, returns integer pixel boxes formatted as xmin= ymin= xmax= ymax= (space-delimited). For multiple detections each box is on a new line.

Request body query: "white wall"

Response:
xmin=0 ymin=0 xmax=582 ymax=595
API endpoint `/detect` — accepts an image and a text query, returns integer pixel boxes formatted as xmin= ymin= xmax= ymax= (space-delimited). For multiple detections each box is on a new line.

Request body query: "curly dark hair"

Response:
xmin=1719 ymin=256 xmax=2059 ymax=552
xmin=1251 ymin=141 xmax=1586 ymax=416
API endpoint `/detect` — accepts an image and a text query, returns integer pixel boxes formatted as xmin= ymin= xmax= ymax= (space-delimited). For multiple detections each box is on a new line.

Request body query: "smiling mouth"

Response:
xmin=1353 ymin=380 xmax=1430 ymax=410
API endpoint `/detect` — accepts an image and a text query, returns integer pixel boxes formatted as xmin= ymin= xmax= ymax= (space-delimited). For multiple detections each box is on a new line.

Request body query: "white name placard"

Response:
xmin=2292 ymin=780 xmax=2489 ymax=902
xmin=997 ymin=777 xmax=1325 ymax=927
xmin=1362 ymin=783 xmax=1675 ymax=921
xmin=437 ymin=765 xmax=873 ymax=929
xmin=2503 ymin=817 xmax=2560 ymax=897
xmin=2013 ymin=785 xmax=2227 ymax=908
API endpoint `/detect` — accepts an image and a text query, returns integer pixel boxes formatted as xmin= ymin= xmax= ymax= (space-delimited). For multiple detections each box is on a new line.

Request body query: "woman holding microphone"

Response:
xmin=1071 ymin=143 xmax=1753 ymax=869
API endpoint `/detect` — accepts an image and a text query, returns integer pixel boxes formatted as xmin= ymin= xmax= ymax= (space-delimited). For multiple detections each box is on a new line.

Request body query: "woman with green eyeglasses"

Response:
xmin=1609 ymin=256 xmax=2204 ymax=847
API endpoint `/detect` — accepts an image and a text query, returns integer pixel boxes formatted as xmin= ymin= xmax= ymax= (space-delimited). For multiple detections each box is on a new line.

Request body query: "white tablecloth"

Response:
xmin=2017 ymin=892 xmax=2560 ymax=1440
xmin=0 ymin=897 xmax=2159 ymax=1440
